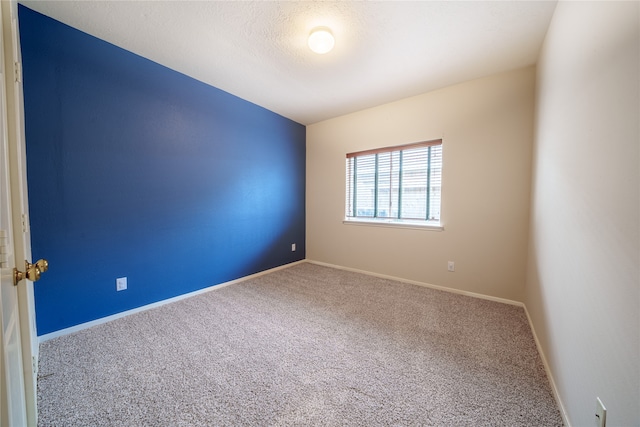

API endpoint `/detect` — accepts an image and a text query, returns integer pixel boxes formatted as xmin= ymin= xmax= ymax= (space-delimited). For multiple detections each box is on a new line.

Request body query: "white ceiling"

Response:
xmin=19 ymin=1 xmax=557 ymax=125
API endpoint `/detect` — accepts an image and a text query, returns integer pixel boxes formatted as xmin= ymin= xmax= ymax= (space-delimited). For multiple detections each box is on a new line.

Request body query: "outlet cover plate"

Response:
xmin=595 ymin=397 xmax=606 ymax=427
xmin=116 ymin=277 xmax=127 ymax=291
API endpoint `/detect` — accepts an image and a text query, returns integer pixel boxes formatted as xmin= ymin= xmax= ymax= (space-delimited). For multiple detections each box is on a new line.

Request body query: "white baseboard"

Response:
xmin=522 ymin=305 xmax=571 ymax=427
xmin=38 ymin=260 xmax=306 ymax=343
xmin=306 ymin=259 xmax=523 ymax=306
xmin=306 ymin=259 xmax=570 ymax=427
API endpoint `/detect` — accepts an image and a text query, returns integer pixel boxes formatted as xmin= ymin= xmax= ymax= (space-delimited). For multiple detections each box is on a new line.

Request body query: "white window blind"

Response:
xmin=346 ymin=140 xmax=442 ymax=224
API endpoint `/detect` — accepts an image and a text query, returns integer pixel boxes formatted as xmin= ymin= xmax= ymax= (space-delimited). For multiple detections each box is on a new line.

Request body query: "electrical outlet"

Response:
xmin=116 ymin=277 xmax=127 ymax=291
xmin=447 ymin=261 xmax=455 ymax=272
xmin=595 ymin=397 xmax=606 ymax=427
xmin=291 ymin=243 xmax=296 ymax=251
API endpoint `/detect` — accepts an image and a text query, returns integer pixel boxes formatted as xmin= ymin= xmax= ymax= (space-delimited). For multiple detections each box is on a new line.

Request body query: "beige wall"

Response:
xmin=307 ymin=67 xmax=535 ymax=302
xmin=526 ymin=2 xmax=639 ymax=426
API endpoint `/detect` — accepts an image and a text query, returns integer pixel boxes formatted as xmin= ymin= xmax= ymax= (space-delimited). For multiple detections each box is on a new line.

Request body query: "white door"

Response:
xmin=0 ymin=29 xmax=27 ymax=426
xmin=0 ymin=249 xmax=27 ymax=426
xmin=0 ymin=0 xmax=39 ymax=425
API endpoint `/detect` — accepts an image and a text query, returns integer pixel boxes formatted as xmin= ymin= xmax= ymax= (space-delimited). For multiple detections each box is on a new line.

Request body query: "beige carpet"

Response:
xmin=37 ymin=262 xmax=563 ymax=426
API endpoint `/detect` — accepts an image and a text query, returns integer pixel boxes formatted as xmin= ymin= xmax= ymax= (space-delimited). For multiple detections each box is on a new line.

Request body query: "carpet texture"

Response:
xmin=37 ymin=262 xmax=563 ymax=426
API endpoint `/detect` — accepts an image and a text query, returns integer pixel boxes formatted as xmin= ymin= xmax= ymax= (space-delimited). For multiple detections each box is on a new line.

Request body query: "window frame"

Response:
xmin=344 ymin=139 xmax=444 ymax=231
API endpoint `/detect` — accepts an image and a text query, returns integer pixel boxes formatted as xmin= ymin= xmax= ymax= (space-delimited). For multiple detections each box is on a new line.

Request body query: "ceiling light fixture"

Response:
xmin=308 ymin=27 xmax=334 ymax=54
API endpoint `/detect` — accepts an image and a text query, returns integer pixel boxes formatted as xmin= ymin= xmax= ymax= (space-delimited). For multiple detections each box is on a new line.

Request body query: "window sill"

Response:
xmin=343 ymin=218 xmax=444 ymax=231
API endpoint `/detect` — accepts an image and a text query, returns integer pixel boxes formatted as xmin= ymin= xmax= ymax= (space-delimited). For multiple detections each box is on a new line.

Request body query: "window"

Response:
xmin=345 ymin=139 xmax=442 ymax=228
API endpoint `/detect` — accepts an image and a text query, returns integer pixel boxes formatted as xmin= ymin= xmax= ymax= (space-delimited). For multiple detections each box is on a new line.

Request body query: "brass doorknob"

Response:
xmin=34 ymin=258 xmax=48 ymax=273
xmin=14 ymin=259 xmax=49 ymax=286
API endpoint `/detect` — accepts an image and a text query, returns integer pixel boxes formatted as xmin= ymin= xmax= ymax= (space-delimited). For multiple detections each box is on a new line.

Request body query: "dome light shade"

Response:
xmin=308 ymin=27 xmax=334 ymax=54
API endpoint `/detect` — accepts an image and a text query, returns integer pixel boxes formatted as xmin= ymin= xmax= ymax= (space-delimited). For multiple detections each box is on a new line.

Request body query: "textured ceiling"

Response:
xmin=19 ymin=1 xmax=557 ymax=125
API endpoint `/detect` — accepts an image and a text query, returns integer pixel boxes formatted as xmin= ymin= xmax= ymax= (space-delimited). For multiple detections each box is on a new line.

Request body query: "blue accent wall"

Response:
xmin=19 ymin=5 xmax=306 ymax=336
